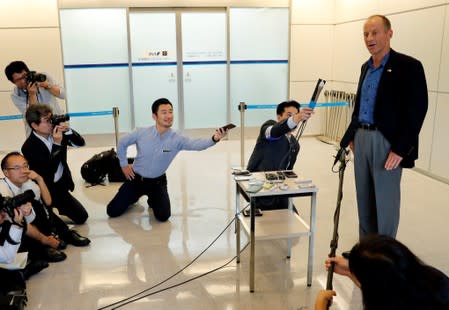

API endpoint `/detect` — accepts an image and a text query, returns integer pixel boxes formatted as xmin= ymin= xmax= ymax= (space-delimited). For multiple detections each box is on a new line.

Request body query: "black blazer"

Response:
xmin=341 ymin=49 xmax=428 ymax=168
xmin=247 ymin=119 xmax=300 ymax=172
xmin=21 ymin=130 xmax=85 ymax=192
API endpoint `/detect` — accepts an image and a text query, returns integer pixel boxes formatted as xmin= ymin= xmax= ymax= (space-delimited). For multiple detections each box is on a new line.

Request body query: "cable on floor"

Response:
xmin=98 ymin=205 xmax=251 ymax=310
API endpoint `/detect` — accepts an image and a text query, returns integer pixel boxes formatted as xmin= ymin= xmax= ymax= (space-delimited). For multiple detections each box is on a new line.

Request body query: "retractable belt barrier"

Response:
xmin=0 ymin=110 xmax=112 ymax=121
xmin=1 ymin=108 xmax=121 ymax=148
xmin=244 ymin=102 xmax=349 ymax=110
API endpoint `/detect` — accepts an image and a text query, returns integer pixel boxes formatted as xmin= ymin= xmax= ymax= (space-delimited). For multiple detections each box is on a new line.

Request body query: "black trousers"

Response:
xmin=107 ymin=174 xmax=170 ymax=221
xmin=50 ymin=180 xmax=89 ymax=224
xmin=31 ymin=201 xmax=71 ymax=239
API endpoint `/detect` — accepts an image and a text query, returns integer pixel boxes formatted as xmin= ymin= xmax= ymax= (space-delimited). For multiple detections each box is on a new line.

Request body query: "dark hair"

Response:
xmin=4 ymin=61 xmax=29 ymax=82
xmin=368 ymin=14 xmax=391 ymax=31
xmin=276 ymin=100 xmax=300 ymax=116
xmin=1 ymin=151 xmax=23 ymax=171
xmin=25 ymin=104 xmax=53 ymax=128
xmin=349 ymin=235 xmax=449 ymax=310
xmin=151 ymin=98 xmax=173 ymax=114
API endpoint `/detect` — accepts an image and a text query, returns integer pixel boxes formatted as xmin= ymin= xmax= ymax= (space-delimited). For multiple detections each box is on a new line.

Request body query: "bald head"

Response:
xmin=366 ymin=15 xmax=391 ymax=31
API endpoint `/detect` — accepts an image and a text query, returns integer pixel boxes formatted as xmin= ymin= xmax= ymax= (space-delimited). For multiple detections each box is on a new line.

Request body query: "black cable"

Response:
xmin=112 ymin=243 xmax=250 ymax=309
xmin=98 ymin=207 xmax=251 ymax=310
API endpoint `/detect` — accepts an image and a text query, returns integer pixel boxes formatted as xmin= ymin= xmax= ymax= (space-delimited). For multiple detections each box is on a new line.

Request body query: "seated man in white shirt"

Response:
xmin=1 ymin=152 xmax=90 ymax=261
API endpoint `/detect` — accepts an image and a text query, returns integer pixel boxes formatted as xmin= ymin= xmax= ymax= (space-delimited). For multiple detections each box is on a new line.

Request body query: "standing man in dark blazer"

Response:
xmin=340 ymin=15 xmax=428 ymax=238
xmin=21 ymin=104 xmax=89 ymax=225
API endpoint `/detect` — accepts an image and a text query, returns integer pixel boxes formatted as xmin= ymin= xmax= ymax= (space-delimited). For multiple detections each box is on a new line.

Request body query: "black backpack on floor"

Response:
xmin=80 ymin=148 xmax=131 ymax=185
xmin=80 ymin=149 xmax=113 ymax=185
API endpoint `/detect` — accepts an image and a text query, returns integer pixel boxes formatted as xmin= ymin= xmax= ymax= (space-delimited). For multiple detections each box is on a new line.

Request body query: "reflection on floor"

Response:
xmin=10 ymin=137 xmax=449 ymax=309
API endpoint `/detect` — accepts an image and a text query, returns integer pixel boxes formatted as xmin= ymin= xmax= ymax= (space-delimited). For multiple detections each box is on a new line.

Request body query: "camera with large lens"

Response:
xmin=25 ymin=71 xmax=47 ymax=84
xmin=50 ymin=114 xmax=70 ymax=125
xmin=0 ymin=190 xmax=35 ymax=219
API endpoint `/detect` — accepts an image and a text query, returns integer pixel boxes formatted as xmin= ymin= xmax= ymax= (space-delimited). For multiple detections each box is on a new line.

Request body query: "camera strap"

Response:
xmin=23 ymin=86 xmax=40 ymax=106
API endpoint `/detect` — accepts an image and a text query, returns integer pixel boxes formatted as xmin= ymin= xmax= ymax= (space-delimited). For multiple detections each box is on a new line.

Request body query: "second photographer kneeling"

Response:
xmin=22 ymin=104 xmax=89 ymax=225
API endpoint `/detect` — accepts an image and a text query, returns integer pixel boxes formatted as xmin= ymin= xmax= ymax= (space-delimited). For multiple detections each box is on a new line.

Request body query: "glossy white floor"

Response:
xmin=9 ymin=136 xmax=449 ymax=309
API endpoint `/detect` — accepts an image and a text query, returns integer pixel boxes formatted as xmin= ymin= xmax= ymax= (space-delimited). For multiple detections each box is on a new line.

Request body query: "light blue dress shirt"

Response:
xmin=118 ymin=126 xmax=216 ymax=178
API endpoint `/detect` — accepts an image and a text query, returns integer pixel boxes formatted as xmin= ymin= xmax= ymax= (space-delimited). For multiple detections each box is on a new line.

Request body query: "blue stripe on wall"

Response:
xmin=64 ymin=59 xmax=288 ymax=69
xmin=64 ymin=63 xmax=129 ymax=69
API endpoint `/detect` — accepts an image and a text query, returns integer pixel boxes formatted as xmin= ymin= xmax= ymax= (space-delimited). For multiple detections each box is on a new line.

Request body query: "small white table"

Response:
xmin=234 ymin=172 xmax=318 ymax=292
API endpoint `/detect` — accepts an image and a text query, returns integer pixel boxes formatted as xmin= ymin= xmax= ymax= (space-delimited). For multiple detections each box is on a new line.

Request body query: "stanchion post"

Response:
xmin=112 ymin=107 xmax=120 ymax=148
xmin=238 ymin=102 xmax=247 ymax=168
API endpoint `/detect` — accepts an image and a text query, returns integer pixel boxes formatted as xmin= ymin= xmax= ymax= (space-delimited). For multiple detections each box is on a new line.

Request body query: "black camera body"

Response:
xmin=25 ymin=71 xmax=47 ymax=84
xmin=51 ymin=114 xmax=70 ymax=125
xmin=0 ymin=190 xmax=35 ymax=219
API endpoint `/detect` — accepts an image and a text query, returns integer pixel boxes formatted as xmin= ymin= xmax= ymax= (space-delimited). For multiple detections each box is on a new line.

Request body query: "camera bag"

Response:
xmin=80 ymin=148 xmax=133 ymax=185
xmin=80 ymin=149 xmax=114 ymax=185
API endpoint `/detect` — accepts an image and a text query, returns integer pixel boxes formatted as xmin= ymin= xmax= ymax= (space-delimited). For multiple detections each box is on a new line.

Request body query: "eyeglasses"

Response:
xmin=5 ymin=164 xmax=29 ymax=171
xmin=12 ymin=73 xmax=27 ymax=83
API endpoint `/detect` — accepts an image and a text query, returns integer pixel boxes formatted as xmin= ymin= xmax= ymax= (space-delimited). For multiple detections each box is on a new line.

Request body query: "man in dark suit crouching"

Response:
xmin=21 ymin=104 xmax=89 ymax=230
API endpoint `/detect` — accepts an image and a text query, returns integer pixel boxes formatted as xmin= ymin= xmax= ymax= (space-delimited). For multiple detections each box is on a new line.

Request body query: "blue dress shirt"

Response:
xmin=118 ymin=126 xmax=215 ymax=178
xmin=358 ymin=53 xmax=390 ymax=124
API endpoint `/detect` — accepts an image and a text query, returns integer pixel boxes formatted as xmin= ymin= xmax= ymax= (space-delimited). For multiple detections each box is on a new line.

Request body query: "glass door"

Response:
xmin=129 ymin=9 xmax=227 ymax=130
xmin=129 ymin=11 xmax=179 ymax=129
xmin=181 ymin=11 xmax=227 ymax=129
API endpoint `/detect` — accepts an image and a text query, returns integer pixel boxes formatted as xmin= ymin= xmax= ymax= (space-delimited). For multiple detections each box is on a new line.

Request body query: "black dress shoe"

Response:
xmin=57 ymin=239 xmax=67 ymax=250
xmin=22 ymin=260 xmax=49 ymax=279
xmin=44 ymin=247 xmax=67 ymax=262
xmin=65 ymin=230 xmax=91 ymax=247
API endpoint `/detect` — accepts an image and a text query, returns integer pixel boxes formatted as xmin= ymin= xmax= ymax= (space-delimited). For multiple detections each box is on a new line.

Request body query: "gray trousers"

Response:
xmin=354 ymin=129 xmax=402 ymax=238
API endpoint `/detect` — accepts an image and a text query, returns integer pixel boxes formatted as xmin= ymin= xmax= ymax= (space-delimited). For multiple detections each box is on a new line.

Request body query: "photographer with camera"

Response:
xmin=21 ymin=104 xmax=89 ymax=225
xmin=1 ymin=152 xmax=90 ymax=257
xmin=4 ymin=60 xmax=64 ymax=136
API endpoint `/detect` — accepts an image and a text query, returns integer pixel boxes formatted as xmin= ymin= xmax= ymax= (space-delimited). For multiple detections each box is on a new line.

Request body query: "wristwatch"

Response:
xmin=46 ymin=83 xmax=53 ymax=90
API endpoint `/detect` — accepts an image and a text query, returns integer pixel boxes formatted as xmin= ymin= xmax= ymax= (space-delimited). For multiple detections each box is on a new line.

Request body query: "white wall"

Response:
xmin=290 ymin=0 xmax=335 ymax=136
xmin=0 ymin=0 xmax=64 ymax=151
xmin=290 ymin=0 xmax=449 ymax=182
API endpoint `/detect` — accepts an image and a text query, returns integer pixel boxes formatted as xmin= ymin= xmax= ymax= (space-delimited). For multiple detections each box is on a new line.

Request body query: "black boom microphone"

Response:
xmin=309 ymin=78 xmax=326 ymax=109
xmin=296 ymin=78 xmax=326 ymax=140
xmin=333 ymin=147 xmax=348 ymax=167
